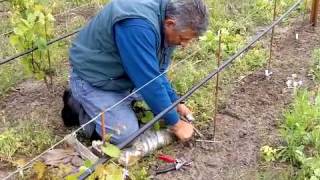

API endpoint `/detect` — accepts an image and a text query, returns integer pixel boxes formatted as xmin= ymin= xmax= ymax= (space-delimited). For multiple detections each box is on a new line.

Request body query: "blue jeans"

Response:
xmin=69 ymin=71 xmax=139 ymax=144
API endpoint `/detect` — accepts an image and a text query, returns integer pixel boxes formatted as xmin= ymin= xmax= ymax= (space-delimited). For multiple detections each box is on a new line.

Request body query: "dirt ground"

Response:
xmin=154 ymin=21 xmax=320 ymax=179
xmin=0 ymin=13 xmax=319 ymax=180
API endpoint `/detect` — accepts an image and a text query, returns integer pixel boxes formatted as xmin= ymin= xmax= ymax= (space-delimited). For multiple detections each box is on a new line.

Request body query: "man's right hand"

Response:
xmin=170 ymin=120 xmax=194 ymax=141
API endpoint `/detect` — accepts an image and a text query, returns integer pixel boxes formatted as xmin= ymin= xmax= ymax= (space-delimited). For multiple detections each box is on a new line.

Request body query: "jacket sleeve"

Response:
xmin=159 ymin=47 xmax=180 ymax=103
xmin=114 ymin=18 xmax=179 ymax=125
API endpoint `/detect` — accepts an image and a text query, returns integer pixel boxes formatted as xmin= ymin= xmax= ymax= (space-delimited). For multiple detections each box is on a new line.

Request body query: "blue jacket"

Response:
xmin=69 ymin=0 xmax=180 ymax=125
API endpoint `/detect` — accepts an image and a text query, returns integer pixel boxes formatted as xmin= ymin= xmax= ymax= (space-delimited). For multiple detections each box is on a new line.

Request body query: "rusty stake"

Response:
xmin=310 ymin=0 xmax=320 ymax=26
xmin=101 ymin=111 xmax=106 ymax=143
xmin=267 ymin=0 xmax=278 ymax=72
xmin=213 ymin=30 xmax=222 ymax=140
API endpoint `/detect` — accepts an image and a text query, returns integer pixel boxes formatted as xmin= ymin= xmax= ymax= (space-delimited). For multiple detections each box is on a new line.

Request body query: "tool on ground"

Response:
xmin=181 ymin=114 xmax=204 ymax=138
xmin=155 ymin=154 xmax=192 ymax=175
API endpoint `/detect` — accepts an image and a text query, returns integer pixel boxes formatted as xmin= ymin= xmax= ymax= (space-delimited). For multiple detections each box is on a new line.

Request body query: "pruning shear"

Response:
xmin=155 ymin=154 xmax=192 ymax=175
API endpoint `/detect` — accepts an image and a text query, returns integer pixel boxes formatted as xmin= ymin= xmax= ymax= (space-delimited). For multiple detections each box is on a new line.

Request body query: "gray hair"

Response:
xmin=166 ymin=0 xmax=209 ymax=36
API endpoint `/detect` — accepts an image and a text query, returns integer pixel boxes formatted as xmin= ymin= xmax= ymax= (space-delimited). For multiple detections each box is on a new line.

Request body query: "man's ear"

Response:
xmin=164 ymin=18 xmax=176 ymax=28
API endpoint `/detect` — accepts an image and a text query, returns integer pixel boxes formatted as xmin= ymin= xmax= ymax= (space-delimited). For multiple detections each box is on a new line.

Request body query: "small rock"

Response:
xmin=239 ymin=130 xmax=247 ymax=138
xmin=205 ymin=161 xmax=218 ymax=168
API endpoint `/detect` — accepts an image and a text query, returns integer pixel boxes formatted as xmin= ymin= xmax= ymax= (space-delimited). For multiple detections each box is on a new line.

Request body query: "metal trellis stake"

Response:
xmin=213 ymin=30 xmax=222 ymax=141
xmin=266 ymin=0 xmax=278 ymax=78
xmin=101 ymin=111 xmax=106 ymax=143
xmin=310 ymin=0 xmax=320 ymax=26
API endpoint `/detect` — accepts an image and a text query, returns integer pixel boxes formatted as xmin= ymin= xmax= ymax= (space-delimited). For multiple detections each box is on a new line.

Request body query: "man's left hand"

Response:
xmin=177 ymin=103 xmax=192 ymax=117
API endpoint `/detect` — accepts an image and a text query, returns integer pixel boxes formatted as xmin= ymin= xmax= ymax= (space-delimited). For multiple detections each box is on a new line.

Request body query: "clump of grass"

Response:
xmin=261 ymin=90 xmax=320 ymax=179
xmin=0 ymin=121 xmax=55 ymax=161
xmin=0 ymin=62 xmax=27 ymax=96
xmin=280 ymin=90 xmax=320 ymax=161
xmin=311 ymin=48 xmax=320 ymax=83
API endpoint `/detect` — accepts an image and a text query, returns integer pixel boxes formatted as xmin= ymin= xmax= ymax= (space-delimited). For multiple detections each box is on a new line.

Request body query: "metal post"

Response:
xmin=311 ymin=0 xmax=320 ymax=26
xmin=213 ymin=30 xmax=222 ymax=141
xmin=101 ymin=112 xmax=106 ymax=142
xmin=267 ymin=0 xmax=278 ymax=72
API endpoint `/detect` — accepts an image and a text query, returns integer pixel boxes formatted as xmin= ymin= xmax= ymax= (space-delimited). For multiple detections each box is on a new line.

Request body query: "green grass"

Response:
xmin=0 ymin=62 xmax=26 ymax=96
xmin=0 ymin=121 xmax=55 ymax=161
xmin=311 ymin=48 xmax=320 ymax=83
xmin=260 ymin=90 xmax=320 ymax=179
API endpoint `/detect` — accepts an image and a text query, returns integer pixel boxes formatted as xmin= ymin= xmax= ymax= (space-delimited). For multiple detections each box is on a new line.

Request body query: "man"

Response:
xmin=65 ymin=0 xmax=209 ymax=145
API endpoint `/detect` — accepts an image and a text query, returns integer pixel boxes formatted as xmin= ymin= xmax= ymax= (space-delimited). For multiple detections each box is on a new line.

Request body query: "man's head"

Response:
xmin=164 ymin=0 xmax=209 ymax=47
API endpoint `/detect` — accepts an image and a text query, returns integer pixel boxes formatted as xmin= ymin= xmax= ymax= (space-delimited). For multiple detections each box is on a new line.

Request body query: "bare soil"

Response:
xmin=154 ymin=21 xmax=320 ymax=179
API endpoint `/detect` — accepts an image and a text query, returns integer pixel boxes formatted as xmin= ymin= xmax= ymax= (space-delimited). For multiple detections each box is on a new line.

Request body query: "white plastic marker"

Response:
xmin=265 ymin=69 xmax=273 ymax=78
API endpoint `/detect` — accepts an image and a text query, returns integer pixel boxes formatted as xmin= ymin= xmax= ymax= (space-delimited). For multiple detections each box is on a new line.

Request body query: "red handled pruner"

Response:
xmin=155 ymin=154 xmax=192 ymax=175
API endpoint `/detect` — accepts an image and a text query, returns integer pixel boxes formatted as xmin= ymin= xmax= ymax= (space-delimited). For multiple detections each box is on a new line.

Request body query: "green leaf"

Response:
xmin=35 ymin=37 xmax=47 ymax=51
xmin=84 ymin=160 xmax=92 ymax=168
xmin=65 ymin=174 xmax=78 ymax=180
xmin=27 ymin=13 xmax=37 ymax=23
xmin=79 ymin=166 xmax=88 ymax=173
xmin=9 ymin=35 xmax=20 ymax=46
xmin=13 ymin=27 xmax=25 ymax=36
xmin=20 ymin=19 xmax=31 ymax=28
xmin=315 ymin=169 xmax=320 ymax=177
xmin=310 ymin=176 xmax=319 ymax=180
xmin=95 ymin=164 xmax=123 ymax=180
xmin=101 ymin=143 xmax=121 ymax=158
xmin=46 ymin=13 xmax=55 ymax=22
xmin=141 ymin=111 xmax=154 ymax=123
xmin=153 ymin=122 xmax=160 ymax=131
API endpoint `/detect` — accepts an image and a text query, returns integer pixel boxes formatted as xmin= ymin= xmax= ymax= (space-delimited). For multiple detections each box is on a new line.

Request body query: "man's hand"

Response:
xmin=170 ymin=120 xmax=194 ymax=141
xmin=177 ymin=103 xmax=192 ymax=117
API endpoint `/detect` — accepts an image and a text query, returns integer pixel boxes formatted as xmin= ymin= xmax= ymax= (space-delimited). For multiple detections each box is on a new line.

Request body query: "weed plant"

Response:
xmin=311 ymin=48 xmax=320 ymax=82
xmin=0 ymin=121 xmax=54 ymax=161
xmin=261 ymin=90 xmax=320 ymax=179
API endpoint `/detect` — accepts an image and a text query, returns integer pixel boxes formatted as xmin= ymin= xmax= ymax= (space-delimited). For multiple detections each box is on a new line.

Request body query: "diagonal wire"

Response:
xmin=0 ymin=29 xmax=79 ymax=65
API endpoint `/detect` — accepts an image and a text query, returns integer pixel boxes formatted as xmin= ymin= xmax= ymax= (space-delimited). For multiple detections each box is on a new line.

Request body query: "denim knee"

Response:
xmin=107 ymin=122 xmax=139 ymax=145
xmin=96 ymin=122 xmax=139 ymax=144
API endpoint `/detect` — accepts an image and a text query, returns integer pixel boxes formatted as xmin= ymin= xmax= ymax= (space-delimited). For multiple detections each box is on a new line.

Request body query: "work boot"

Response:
xmin=61 ymin=89 xmax=80 ymax=127
xmin=61 ymin=89 xmax=97 ymax=140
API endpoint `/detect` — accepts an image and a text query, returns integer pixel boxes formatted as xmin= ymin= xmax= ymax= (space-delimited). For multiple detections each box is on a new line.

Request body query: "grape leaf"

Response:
xmin=101 ymin=143 xmax=121 ymax=158
xmin=84 ymin=160 xmax=93 ymax=168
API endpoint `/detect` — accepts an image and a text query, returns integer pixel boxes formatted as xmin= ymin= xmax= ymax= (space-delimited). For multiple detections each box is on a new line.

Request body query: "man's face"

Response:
xmin=164 ymin=19 xmax=197 ymax=47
